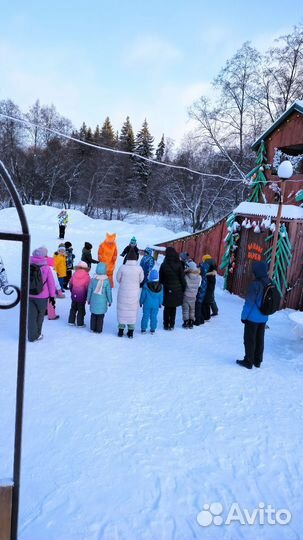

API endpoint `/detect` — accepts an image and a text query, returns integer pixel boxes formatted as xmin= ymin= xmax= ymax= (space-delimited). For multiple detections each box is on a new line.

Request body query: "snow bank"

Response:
xmin=0 ymin=205 xmax=303 ymax=540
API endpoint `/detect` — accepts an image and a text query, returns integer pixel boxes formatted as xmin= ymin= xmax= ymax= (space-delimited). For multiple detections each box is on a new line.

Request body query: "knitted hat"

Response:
xmin=96 ymin=262 xmax=107 ymax=275
xmin=130 ymin=236 xmax=137 ymax=245
xmin=84 ymin=242 xmax=92 ymax=250
xmin=64 ymin=241 xmax=72 ymax=248
xmin=202 ymin=254 xmax=212 ymax=262
xmin=144 ymin=246 xmax=153 ymax=255
xmin=148 ymin=269 xmax=159 ymax=282
xmin=32 ymin=246 xmax=48 ymax=258
xmin=187 ymin=261 xmax=197 ymax=272
xmin=76 ymin=261 xmax=88 ymax=269
xmin=126 ymin=247 xmax=138 ymax=261
xmin=180 ymin=252 xmax=189 ymax=262
xmin=58 ymin=246 xmax=66 ymax=252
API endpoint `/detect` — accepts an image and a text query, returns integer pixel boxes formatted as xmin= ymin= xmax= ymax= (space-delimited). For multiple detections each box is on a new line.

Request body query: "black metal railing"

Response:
xmin=0 ymin=160 xmax=30 ymax=540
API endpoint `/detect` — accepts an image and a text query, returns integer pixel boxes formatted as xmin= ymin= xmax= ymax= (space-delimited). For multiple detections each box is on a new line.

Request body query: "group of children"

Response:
xmin=28 ymin=232 xmax=218 ymax=339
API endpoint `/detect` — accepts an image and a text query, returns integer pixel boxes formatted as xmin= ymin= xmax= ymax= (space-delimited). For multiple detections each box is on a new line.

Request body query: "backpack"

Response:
xmin=260 ymin=281 xmax=280 ymax=315
xmin=29 ymin=264 xmax=44 ymax=295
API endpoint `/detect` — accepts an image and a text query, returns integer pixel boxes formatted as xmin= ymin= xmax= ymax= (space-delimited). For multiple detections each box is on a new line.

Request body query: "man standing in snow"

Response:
xmin=237 ymin=261 xmax=271 ymax=369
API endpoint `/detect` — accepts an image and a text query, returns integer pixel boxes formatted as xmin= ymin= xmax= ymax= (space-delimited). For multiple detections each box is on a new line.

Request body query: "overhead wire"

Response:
xmin=0 ymin=112 xmax=302 ymax=184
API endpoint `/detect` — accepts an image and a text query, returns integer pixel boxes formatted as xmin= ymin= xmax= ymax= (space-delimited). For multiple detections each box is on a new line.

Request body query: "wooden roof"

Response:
xmin=252 ymin=100 xmax=303 ymax=151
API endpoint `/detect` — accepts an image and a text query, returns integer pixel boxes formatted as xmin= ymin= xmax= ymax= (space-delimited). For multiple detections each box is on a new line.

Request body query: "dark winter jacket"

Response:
xmin=204 ymin=260 xmax=217 ymax=304
xmin=66 ymin=247 xmax=75 ymax=271
xmin=121 ymin=244 xmax=139 ymax=264
xmin=81 ymin=247 xmax=98 ymax=269
xmin=140 ymin=281 xmax=163 ymax=310
xmin=159 ymin=248 xmax=186 ymax=307
xmin=196 ymin=261 xmax=210 ymax=303
xmin=241 ymin=262 xmax=270 ymax=323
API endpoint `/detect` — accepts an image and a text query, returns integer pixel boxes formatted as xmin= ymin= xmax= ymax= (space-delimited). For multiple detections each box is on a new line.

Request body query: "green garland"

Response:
xmin=246 ymin=140 xmax=270 ymax=203
xmin=264 ymin=223 xmax=292 ymax=296
xmin=220 ymin=213 xmax=240 ymax=289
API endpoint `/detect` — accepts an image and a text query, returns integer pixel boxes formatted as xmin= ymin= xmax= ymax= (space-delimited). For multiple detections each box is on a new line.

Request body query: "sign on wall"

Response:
xmin=247 ymin=242 xmax=264 ymax=262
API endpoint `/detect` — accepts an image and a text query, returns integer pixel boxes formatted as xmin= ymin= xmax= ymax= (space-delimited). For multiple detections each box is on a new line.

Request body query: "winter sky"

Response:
xmin=1 ymin=0 xmax=302 ymax=145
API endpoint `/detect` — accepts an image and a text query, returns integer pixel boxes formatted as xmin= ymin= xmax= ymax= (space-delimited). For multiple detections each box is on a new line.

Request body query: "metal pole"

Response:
xmin=268 ymin=181 xmax=286 ymax=279
xmin=0 ymin=161 xmax=30 ymax=540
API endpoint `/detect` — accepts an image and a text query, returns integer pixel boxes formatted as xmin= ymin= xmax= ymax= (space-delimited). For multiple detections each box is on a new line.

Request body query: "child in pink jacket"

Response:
xmin=68 ymin=261 xmax=91 ymax=327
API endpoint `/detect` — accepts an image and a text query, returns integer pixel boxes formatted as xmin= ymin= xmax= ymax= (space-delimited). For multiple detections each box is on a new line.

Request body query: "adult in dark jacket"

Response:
xmin=159 ymin=246 xmax=186 ymax=330
xmin=237 ymin=261 xmax=271 ymax=369
xmin=81 ymin=242 xmax=98 ymax=270
xmin=121 ymin=236 xmax=139 ymax=264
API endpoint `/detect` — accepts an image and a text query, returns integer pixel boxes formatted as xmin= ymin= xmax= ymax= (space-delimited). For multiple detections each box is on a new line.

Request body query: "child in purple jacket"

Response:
xmin=68 ymin=261 xmax=91 ymax=327
xmin=28 ymin=246 xmax=56 ymax=341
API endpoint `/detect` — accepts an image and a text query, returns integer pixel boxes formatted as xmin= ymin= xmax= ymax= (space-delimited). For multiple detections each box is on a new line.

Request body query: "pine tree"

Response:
xmin=86 ymin=127 xmax=94 ymax=142
xmin=100 ymin=116 xmax=115 ymax=148
xmin=79 ymin=122 xmax=87 ymax=140
xmin=94 ymin=124 xmax=101 ymax=144
xmin=264 ymin=223 xmax=292 ymax=296
xmin=135 ymin=119 xmax=154 ymax=158
xmin=119 ymin=116 xmax=135 ymax=152
xmin=246 ymin=140 xmax=270 ymax=202
xmin=156 ymin=134 xmax=165 ymax=161
xmin=133 ymin=119 xmax=154 ymax=209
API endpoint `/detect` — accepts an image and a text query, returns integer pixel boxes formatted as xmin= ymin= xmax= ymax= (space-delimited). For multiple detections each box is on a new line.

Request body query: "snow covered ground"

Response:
xmin=0 ymin=205 xmax=303 ymax=540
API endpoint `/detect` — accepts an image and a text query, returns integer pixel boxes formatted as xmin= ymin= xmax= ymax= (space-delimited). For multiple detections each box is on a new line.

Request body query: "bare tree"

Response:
xmin=255 ymin=24 xmax=303 ymax=122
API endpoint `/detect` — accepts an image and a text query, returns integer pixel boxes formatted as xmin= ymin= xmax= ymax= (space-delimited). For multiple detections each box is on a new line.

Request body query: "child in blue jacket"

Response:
xmin=140 ymin=246 xmax=155 ymax=284
xmin=237 ymin=261 xmax=270 ymax=369
xmin=140 ymin=269 xmax=163 ymax=334
xmin=87 ymin=262 xmax=113 ymax=333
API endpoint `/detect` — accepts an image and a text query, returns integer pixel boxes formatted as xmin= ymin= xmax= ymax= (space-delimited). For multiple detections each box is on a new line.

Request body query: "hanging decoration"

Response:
xmin=295 ymin=189 xmax=303 ymax=206
xmin=273 ymin=148 xmax=303 ymax=175
xmin=264 ymin=223 xmax=292 ymax=296
xmin=220 ymin=213 xmax=240 ymax=289
xmin=245 ymin=140 xmax=271 ymax=203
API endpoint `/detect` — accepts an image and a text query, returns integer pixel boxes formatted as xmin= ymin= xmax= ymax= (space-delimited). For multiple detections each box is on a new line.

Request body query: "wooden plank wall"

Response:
xmin=156 ymin=216 xmax=228 ymax=274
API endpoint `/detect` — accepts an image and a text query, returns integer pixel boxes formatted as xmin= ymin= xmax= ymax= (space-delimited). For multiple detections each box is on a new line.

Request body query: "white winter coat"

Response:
xmin=116 ymin=260 xmax=144 ymax=325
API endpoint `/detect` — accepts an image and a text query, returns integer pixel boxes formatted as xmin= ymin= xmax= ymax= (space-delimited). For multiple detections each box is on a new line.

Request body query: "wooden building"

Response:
xmin=253 ymin=100 xmax=303 ymax=203
xmin=155 ymin=101 xmax=303 ymax=310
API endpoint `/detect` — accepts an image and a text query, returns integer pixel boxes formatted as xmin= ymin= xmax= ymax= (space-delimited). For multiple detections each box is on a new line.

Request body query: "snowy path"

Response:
xmin=0 ymin=206 xmax=303 ymax=540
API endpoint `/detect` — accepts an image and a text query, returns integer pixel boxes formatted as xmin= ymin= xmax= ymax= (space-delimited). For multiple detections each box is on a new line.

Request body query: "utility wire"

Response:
xmin=0 ymin=112 xmax=245 ymax=183
xmin=0 ymin=112 xmax=301 ymax=184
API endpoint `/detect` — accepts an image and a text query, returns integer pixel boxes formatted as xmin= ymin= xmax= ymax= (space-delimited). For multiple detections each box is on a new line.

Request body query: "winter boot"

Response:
xmin=182 ymin=320 xmax=189 ymax=329
xmin=118 ymin=328 xmax=124 ymax=337
xmin=236 ymin=359 xmax=252 ymax=370
xmin=188 ymin=319 xmax=194 ymax=329
xmin=127 ymin=329 xmax=134 ymax=339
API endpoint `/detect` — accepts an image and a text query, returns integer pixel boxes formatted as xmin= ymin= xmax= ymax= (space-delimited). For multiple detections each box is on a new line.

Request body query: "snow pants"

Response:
xmin=243 ymin=321 xmax=266 ymax=366
xmin=28 ymin=297 xmax=48 ymax=341
xmin=59 ymin=225 xmax=66 ymax=239
xmin=182 ymin=299 xmax=195 ymax=321
xmin=210 ymin=299 xmax=218 ymax=315
xmin=64 ymin=270 xmax=72 ymax=289
xmin=141 ymin=307 xmax=159 ymax=332
xmin=90 ymin=313 xmax=104 ymax=333
xmin=47 ymin=298 xmax=58 ymax=320
xmin=163 ymin=306 xmax=176 ymax=329
xmin=68 ymin=301 xmax=86 ymax=326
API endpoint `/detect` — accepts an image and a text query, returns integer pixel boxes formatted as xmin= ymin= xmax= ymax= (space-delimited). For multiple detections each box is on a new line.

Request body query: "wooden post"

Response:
xmin=269 ymin=181 xmax=286 ymax=279
xmin=0 ymin=482 xmax=13 ymax=540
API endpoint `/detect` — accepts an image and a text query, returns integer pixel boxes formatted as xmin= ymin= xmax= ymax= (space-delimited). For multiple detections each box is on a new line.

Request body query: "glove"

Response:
xmin=49 ymin=297 xmax=55 ymax=307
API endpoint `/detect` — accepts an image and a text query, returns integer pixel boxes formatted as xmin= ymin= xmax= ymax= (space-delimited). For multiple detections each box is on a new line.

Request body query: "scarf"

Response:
xmin=94 ymin=274 xmax=108 ymax=295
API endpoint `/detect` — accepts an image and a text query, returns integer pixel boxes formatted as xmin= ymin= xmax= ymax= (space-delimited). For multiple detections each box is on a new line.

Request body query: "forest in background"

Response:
xmin=0 ymin=24 xmax=302 ymax=232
